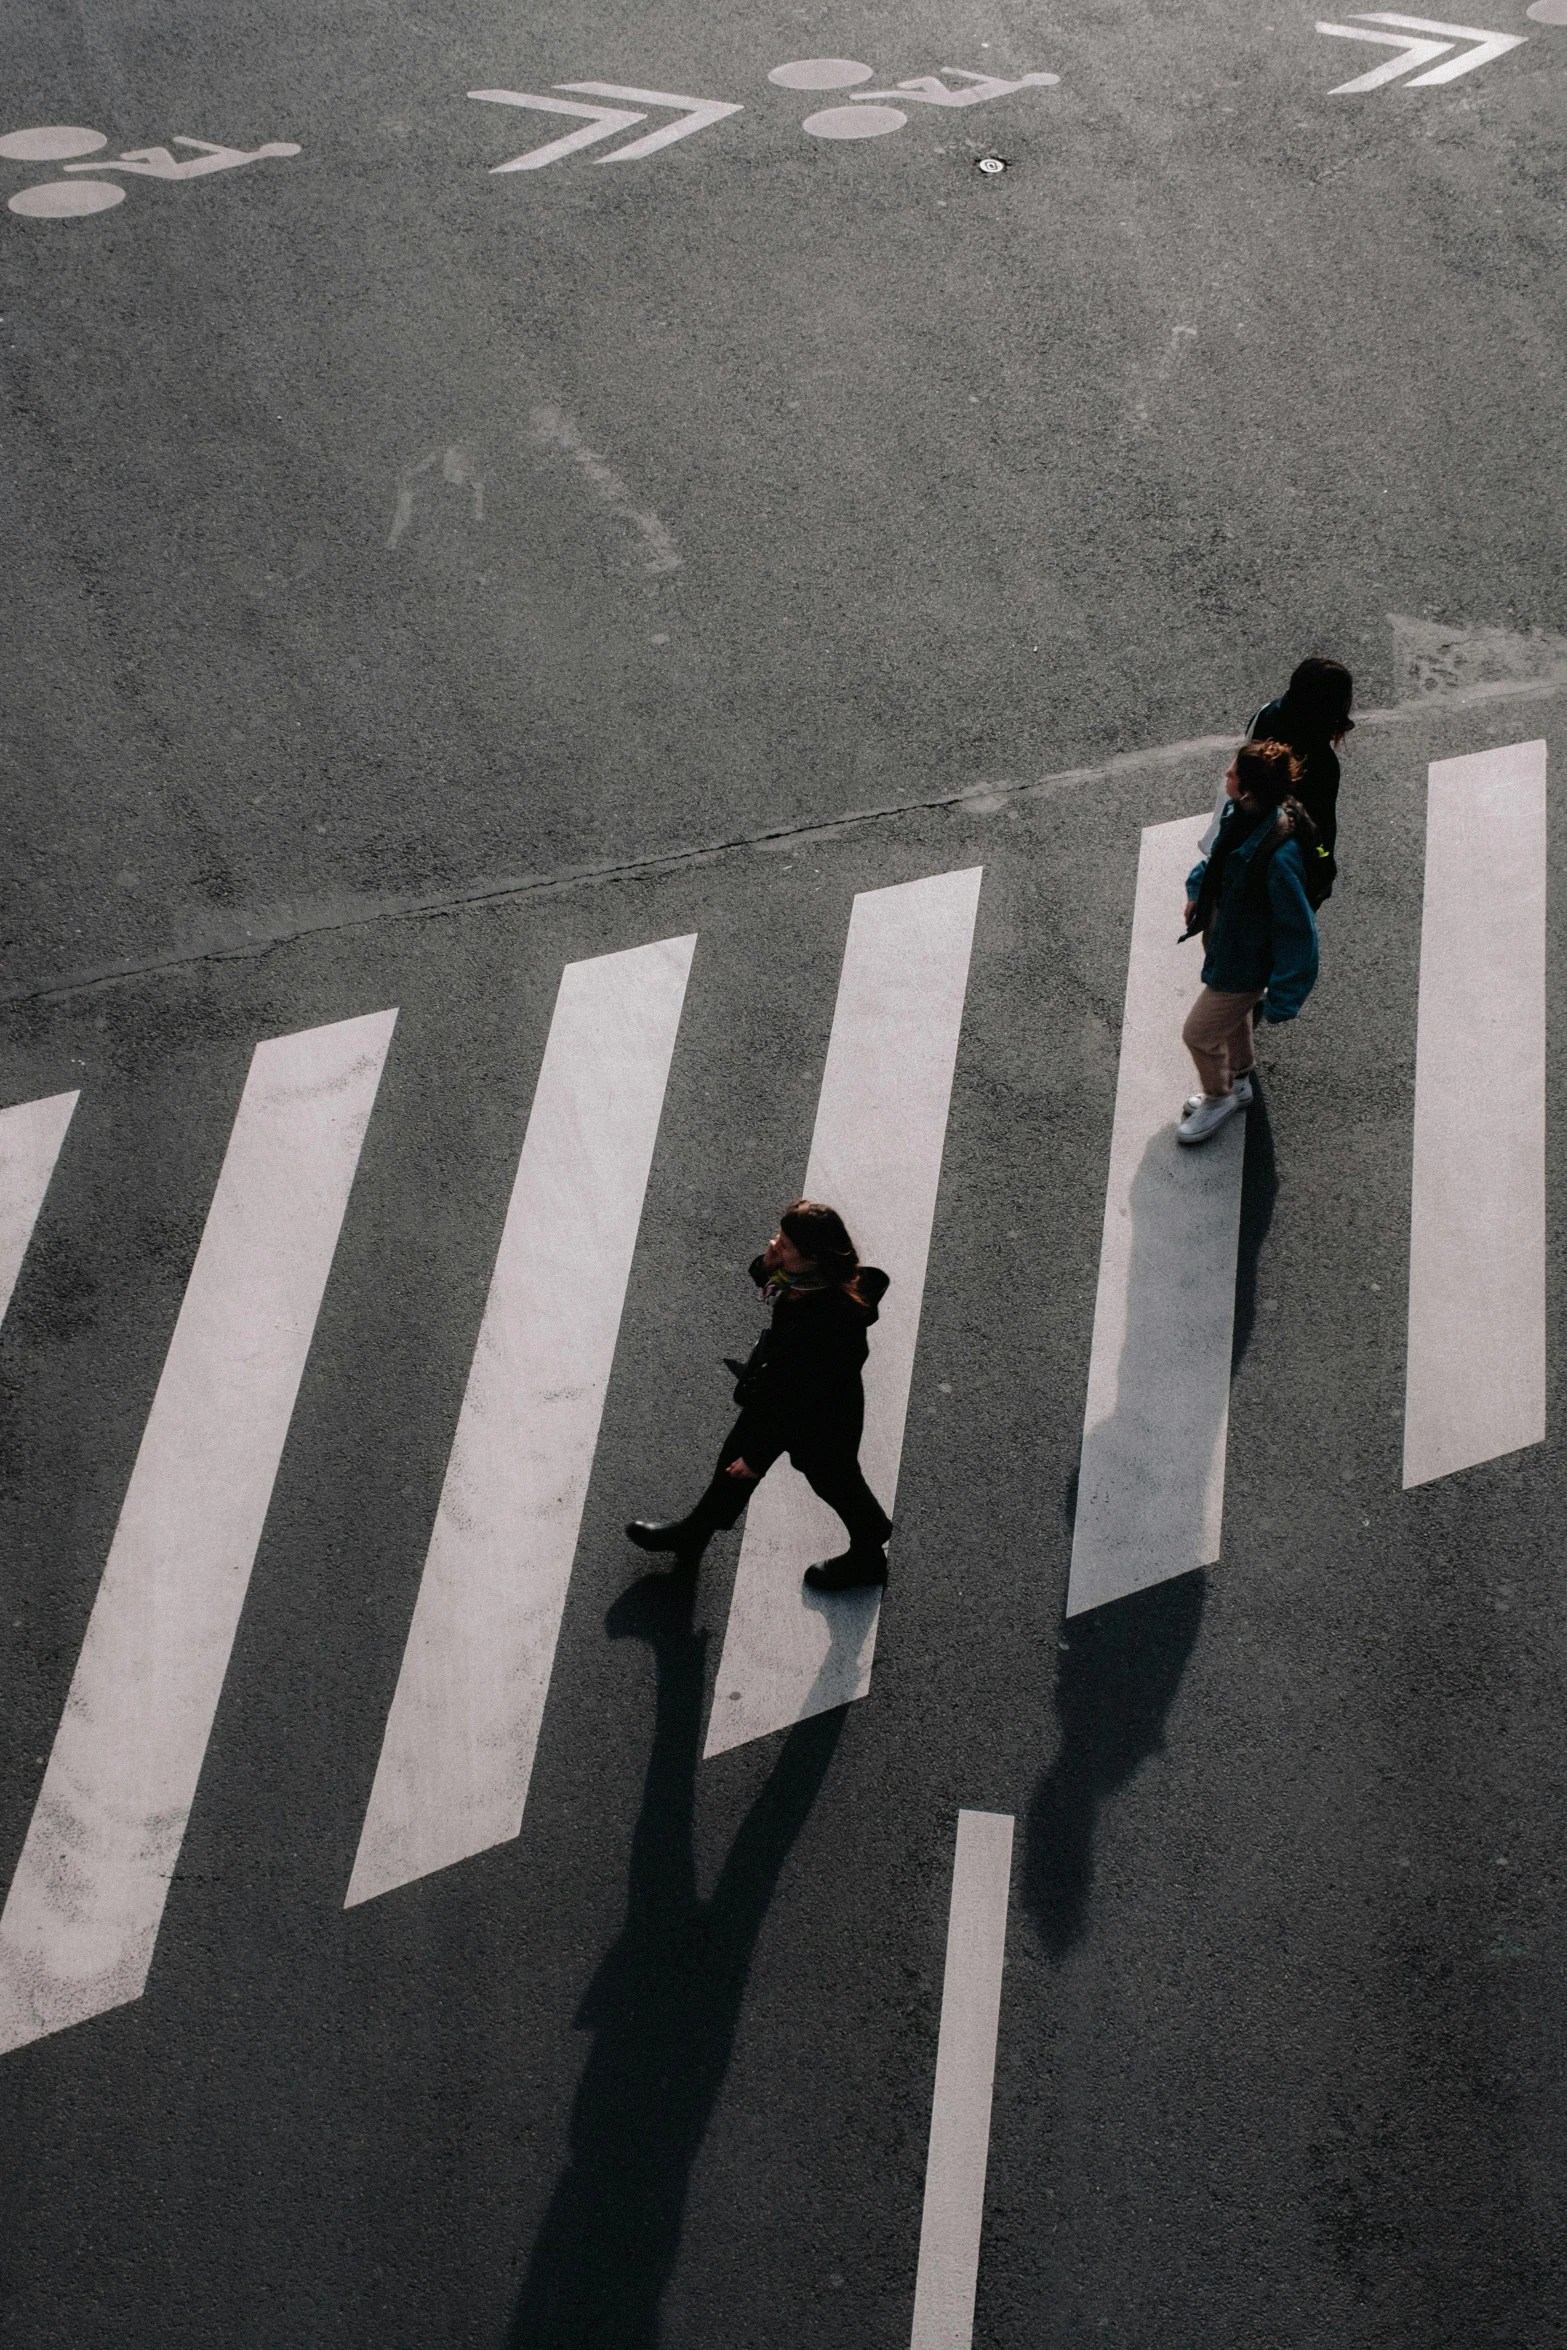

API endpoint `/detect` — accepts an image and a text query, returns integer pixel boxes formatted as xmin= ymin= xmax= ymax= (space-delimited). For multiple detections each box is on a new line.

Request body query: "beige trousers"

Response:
xmin=1182 ymin=985 xmax=1264 ymax=1100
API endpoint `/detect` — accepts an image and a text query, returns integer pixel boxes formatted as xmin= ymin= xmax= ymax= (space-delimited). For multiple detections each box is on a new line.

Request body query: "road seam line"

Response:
xmin=4 ymin=670 xmax=1562 ymax=1012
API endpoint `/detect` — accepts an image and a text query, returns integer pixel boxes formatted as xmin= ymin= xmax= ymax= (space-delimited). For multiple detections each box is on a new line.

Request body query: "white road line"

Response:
xmin=1067 ymin=815 xmax=1242 ymax=1618
xmin=703 ymin=868 xmax=982 ymax=1761
xmin=909 ymin=1809 xmax=1014 ymax=2350
xmin=345 ymin=936 xmax=696 ymax=1907
xmin=0 ymin=1091 xmax=78 ymax=1325
xmin=1404 ymin=740 xmax=1547 ymax=1489
xmin=0 ymin=1011 xmax=395 ymax=2055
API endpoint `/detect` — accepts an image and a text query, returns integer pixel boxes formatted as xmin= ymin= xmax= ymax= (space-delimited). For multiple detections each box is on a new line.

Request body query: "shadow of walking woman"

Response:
xmin=1021 ymin=1571 xmax=1206 ymax=1962
xmin=508 ymin=1570 xmax=846 ymax=2349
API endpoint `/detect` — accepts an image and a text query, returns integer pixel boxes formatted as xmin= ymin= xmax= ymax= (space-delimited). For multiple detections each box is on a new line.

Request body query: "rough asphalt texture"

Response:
xmin=1 ymin=0 xmax=1564 ymax=2343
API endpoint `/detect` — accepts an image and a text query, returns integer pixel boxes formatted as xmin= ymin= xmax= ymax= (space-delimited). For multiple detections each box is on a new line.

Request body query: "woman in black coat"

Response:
xmin=626 ymin=1200 xmax=894 ymax=1591
xmin=1248 ymin=655 xmax=1354 ymax=902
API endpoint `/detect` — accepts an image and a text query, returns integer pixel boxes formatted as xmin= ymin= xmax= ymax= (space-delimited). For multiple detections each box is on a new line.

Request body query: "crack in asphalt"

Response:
xmin=4 ymin=667 xmax=1563 ymax=1011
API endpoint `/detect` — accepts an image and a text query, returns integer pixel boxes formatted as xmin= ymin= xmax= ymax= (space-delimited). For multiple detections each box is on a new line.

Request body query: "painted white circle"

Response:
xmin=768 ymin=58 xmax=875 ymax=89
xmin=8 ymin=179 xmax=125 ymax=218
xmin=1526 ymin=0 xmax=1567 ymax=22
xmin=0 ymin=124 xmax=107 ymax=161
xmin=802 ymin=104 xmax=907 ymax=138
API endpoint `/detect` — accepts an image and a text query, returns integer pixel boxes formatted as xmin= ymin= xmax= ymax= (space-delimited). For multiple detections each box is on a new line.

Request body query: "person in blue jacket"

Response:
xmin=1177 ymin=738 xmax=1320 ymax=1145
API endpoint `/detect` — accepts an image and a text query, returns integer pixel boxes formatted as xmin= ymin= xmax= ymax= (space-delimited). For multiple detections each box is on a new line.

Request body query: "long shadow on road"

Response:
xmin=1231 ymin=1070 xmax=1279 ymax=1374
xmin=1022 ymin=1570 xmax=1206 ymax=1961
xmin=508 ymin=1569 xmax=845 ymax=2350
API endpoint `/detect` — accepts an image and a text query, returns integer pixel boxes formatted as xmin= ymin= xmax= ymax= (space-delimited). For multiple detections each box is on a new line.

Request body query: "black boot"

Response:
xmin=803 ymin=1546 xmax=889 ymax=1593
xmin=625 ymin=1517 xmax=707 ymax=1563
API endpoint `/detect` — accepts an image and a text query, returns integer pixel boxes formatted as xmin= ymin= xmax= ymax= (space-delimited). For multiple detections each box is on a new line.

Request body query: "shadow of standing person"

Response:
xmin=1071 ymin=1118 xmax=1238 ymax=1612
xmin=1231 ymin=1070 xmax=1279 ymax=1374
xmin=508 ymin=1570 xmax=846 ymax=2349
xmin=1033 ymin=1006 xmax=1277 ymax=1961
xmin=1022 ymin=1571 xmax=1206 ymax=1961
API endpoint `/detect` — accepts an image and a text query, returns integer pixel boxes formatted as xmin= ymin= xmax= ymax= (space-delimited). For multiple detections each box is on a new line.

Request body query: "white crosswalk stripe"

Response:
xmin=345 ymin=936 xmax=695 ymax=1907
xmin=1067 ymin=815 xmax=1243 ymax=1618
xmin=703 ymin=868 xmax=983 ymax=1760
xmin=0 ymin=1091 xmax=78 ymax=1327
xmin=0 ymin=1012 xmax=396 ymax=2054
xmin=1404 ymin=740 xmax=1547 ymax=1488
xmin=910 ymin=1809 xmax=1014 ymax=2350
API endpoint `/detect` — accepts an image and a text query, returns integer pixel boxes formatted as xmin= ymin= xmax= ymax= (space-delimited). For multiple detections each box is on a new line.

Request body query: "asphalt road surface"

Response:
xmin=1 ymin=0 xmax=1564 ymax=2344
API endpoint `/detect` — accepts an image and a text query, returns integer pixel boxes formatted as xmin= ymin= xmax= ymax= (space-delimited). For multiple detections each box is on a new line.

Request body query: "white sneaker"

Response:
xmin=1178 ymin=1091 xmax=1244 ymax=1145
xmin=1182 ymin=1073 xmax=1252 ymax=1116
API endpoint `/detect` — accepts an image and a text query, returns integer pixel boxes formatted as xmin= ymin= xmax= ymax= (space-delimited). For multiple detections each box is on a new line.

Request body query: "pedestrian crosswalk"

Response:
xmin=346 ymin=936 xmax=695 ymax=1907
xmin=910 ymin=1809 xmax=1015 ymax=2350
xmin=0 ymin=737 xmax=1552 ymax=2056
xmin=1070 ymin=734 xmax=1550 ymax=1615
xmin=1403 ymin=740 xmax=1546 ymax=1488
xmin=0 ymin=1011 xmax=396 ymax=2055
xmin=704 ymin=867 xmax=983 ymax=1759
xmin=1067 ymin=816 xmax=1243 ymax=1619
xmin=0 ymin=1090 xmax=77 ymax=1324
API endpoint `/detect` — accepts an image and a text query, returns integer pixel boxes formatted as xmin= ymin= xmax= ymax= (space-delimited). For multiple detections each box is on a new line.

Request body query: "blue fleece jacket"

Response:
xmin=1185 ymin=804 xmax=1320 ymax=1021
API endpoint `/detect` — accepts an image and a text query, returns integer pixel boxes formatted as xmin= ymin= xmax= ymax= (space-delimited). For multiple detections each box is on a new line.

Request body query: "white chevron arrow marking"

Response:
xmin=555 ymin=83 xmax=743 ymax=161
xmin=469 ymin=90 xmax=647 ymax=171
xmin=1316 ymin=14 xmax=1525 ymax=91
xmin=469 ymin=83 xmax=741 ymax=171
xmin=1358 ymin=12 xmax=1526 ymax=81
xmin=1316 ymin=22 xmax=1454 ymax=86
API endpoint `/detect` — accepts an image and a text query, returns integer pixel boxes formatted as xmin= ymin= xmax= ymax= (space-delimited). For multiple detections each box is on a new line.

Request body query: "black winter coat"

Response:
xmin=1249 ymin=695 xmax=1341 ymax=894
xmin=726 ymin=1255 xmax=890 ymax=1458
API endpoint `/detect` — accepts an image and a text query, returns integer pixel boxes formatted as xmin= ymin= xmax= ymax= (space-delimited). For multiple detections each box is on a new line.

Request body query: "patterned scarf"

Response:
xmin=763 ymin=1266 xmax=828 ymax=1307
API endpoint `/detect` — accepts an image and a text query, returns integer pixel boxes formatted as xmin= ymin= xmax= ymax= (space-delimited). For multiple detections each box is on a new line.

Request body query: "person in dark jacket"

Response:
xmin=626 ymin=1200 xmax=895 ymax=1592
xmin=1177 ymin=738 xmax=1320 ymax=1145
xmin=1248 ymin=655 xmax=1354 ymax=903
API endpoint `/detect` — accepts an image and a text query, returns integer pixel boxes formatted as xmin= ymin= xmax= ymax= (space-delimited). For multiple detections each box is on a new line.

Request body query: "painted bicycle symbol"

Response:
xmin=767 ymin=57 xmax=1059 ymax=139
xmin=1 ymin=123 xmax=300 ymax=220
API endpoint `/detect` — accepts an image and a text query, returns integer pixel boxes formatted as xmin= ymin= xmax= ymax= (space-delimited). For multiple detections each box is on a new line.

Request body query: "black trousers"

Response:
xmin=684 ymin=1414 xmax=892 ymax=1553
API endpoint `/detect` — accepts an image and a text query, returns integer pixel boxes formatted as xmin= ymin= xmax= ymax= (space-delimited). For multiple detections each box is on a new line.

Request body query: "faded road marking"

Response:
xmin=387 ymin=446 xmax=487 ymax=548
xmin=528 ymin=405 xmax=681 ymax=575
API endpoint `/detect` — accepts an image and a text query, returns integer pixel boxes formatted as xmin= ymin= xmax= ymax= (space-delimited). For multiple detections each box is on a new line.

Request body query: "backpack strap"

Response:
xmin=1247 ymin=807 xmax=1333 ymax=911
